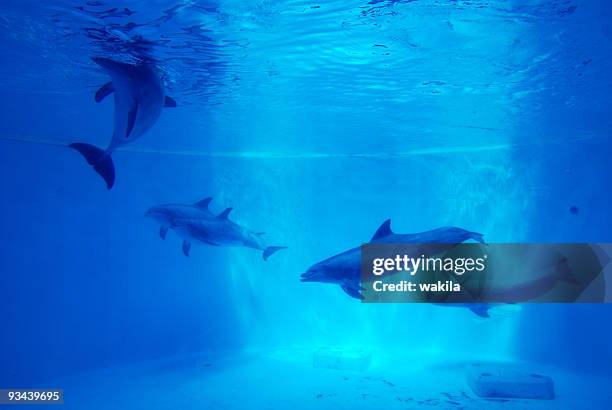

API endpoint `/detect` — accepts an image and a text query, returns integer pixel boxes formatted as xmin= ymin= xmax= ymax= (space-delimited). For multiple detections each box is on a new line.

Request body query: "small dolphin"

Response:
xmin=301 ymin=219 xmax=488 ymax=316
xmin=145 ymin=197 xmax=214 ymax=240
xmin=69 ymin=57 xmax=177 ymax=189
xmin=147 ymin=203 xmax=287 ymax=261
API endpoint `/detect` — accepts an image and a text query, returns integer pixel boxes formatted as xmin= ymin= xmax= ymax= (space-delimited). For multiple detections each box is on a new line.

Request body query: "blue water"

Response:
xmin=1 ymin=1 xmax=611 ymax=409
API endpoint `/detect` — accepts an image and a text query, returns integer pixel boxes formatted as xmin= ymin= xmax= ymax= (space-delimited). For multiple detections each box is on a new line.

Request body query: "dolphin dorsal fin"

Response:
xmin=164 ymin=96 xmax=177 ymax=107
xmin=370 ymin=219 xmax=393 ymax=242
xmin=218 ymin=207 xmax=232 ymax=219
xmin=193 ymin=197 xmax=212 ymax=210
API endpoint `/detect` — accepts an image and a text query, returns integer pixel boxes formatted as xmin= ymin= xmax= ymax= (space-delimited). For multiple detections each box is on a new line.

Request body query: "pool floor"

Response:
xmin=19 ymin=350 xmax=612 ymax=410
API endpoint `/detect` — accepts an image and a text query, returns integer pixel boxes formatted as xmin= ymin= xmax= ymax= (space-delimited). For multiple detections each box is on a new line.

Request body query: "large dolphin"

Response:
xmin=69 ymin=57 xmax=177 ymax=189
xmin=300 ymin=219 xmax=491 ymax=316
xmin=146 ymin=203 xmax=287 ymax=261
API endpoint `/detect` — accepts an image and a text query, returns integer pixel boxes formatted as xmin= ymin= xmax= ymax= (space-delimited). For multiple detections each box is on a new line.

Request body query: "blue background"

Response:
xmin=0 ymin=0 xmax=611 ymax=408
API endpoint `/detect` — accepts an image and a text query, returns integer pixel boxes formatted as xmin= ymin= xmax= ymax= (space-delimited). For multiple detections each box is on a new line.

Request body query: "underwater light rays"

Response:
xmin=0 ymin=134 xmax=516 ymax=158
xmin=3 ymin=133 xmax=609 ymax=159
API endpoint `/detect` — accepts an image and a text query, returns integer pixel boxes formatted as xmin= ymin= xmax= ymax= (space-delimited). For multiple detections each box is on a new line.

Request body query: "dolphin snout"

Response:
xmin=145 ymin=207 xmax=162 ymax=218
xmin=300 ymin=270 xmax=318 ymax=282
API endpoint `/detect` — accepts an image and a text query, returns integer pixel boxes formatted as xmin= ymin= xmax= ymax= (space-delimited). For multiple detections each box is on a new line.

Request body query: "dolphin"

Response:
xmin=145 ymin=197 xmax=214 ymax=240
xmin=300 ymin=219 xmax=490 ymax=316
xmin=147 ymin=204 xmax=287 ymax=261
xmin=69 ymin=57 xmax=177 ymax=189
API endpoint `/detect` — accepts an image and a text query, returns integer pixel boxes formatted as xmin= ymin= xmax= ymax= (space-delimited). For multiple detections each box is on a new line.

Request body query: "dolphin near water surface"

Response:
xmin=70 ymin=57 xmax=177 ymax=189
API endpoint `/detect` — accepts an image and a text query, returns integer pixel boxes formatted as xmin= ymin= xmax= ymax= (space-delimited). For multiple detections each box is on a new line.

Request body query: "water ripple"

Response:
xmin=2 ymin=0 xmax=607 ymax=147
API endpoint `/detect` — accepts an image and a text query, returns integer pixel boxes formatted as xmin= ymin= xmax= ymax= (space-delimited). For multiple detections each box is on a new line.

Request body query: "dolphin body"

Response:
xmin=70 ymin=57 xmax=177 ymax=189
xmin=146 ymin=201 xmax=287 ymax=261
xmin=300 ymin=219 xmax=491 ymax=317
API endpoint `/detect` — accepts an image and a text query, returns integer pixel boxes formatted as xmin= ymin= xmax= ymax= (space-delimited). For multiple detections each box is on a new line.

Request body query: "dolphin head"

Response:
xmin=145 ymin=205 xmax=172 ymax=223
xmin=301 ymin=248 xmax=360 ymax=285
xmin=301 ymin=260 xmax=337 ymax=284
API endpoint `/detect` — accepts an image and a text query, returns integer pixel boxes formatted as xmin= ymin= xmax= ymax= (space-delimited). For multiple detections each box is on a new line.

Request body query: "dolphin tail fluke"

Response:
xmin=69 ymin=143 xmax=115 ymax=190
xmin=263 ymin=246 xmax=287 ymax=261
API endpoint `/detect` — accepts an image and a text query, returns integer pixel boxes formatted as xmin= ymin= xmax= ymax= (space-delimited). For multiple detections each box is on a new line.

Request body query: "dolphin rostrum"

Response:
xmin=146 ymin=200 xmax=287 ymax=261
xmin=300 ymin=219 xmax=489 ymax=316
xmin=69 ymin=57 xmax=177 ymax=189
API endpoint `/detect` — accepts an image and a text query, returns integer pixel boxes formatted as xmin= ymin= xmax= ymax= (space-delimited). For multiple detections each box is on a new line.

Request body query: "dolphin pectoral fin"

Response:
xmin=193 ymin=197 xmax=212 ymax=210
xmin=182 ymin=241 xmax=191 ymax=257
xmin=126 ymin=102 xmax=138 ymax=138
xmin=68 ymin=142 xmax=115 ymax=189
xmin=262 ymin=246 xmax=287 ymax=261
xmin=218 ymin=207 xmax=232 ymax=219
xmin=341 ymin=284 xmax=364 ymax=300
xmin=468 ymin=304 xmax=491 ymax=318
xmin=557 ymin=261 xmax=579 ymax=285
xmin=94 ymin=82 xmax=114 ymax=103
xmin=469 ymin=231 xmax=486 ymax=244
xmin=370 ymin=219 xmax=393 ymax=242
xmin=164 ymin=96 xmax=177 ymax=107
xmin=159 ymin=226 xmax=168 ymax=240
